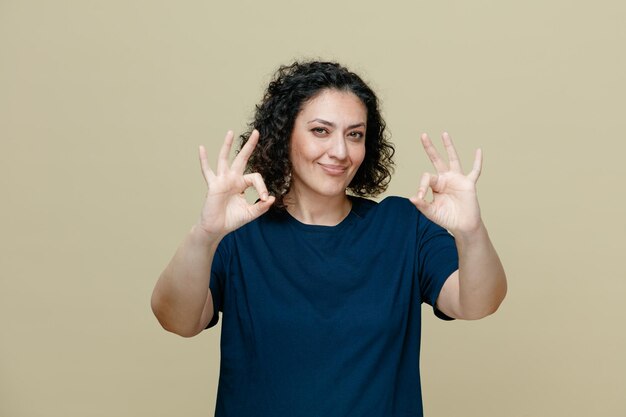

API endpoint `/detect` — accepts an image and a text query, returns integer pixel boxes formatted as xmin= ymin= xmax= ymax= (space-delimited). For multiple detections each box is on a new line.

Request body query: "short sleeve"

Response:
xmin=416 ymin=213 xmax=459 ymax=320
xmin=206 ymin=240 xmax=228 ymax=329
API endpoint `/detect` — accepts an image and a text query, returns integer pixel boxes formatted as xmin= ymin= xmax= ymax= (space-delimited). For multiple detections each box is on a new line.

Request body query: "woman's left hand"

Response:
xmin=409 ymin=132 xmax=483 ymax=236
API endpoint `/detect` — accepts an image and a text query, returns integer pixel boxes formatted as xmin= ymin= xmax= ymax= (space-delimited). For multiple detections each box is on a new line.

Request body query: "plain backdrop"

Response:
xmin=1 ymin=1 xmax=625 ymax=416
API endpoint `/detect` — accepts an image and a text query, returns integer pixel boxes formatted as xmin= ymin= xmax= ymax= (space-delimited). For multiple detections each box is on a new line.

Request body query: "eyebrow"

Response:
xmin=307 ymin=118 xmax=366 ymax=129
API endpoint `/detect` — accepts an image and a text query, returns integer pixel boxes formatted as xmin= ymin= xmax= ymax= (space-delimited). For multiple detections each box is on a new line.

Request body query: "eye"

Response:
xmin=348 ymin=131 xmax=365 ymax=140
xmin=311 ymin=127 xmax=328 ymax=136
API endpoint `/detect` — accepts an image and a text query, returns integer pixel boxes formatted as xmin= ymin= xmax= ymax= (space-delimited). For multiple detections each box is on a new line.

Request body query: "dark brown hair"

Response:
xmin=240 ymin=61 xmax=395 ymax=209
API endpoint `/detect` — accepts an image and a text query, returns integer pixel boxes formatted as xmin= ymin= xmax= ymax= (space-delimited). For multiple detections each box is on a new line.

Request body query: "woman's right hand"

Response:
xmin=197 ymin=129 xmax=275 ymax=238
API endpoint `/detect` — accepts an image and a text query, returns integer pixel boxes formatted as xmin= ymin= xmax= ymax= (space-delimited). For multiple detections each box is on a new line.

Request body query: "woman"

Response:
xmin=151 ymin=61 xmax=507 ymax=417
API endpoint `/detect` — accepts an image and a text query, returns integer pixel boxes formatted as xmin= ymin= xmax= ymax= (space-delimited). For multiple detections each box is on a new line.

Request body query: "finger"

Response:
xmin=441 ymin=132 xmax=463 ymax=173
xmin=216 ymin=130 xmax=235 ymax=175
xmin=467 ymin=148 xmax=482 ymax=183
xmin=414 ymin=172 xmax=439 ymax=201
xmin=198 ymin=145 xmax=216 ymax=184
xmin=248 ymin=195 xmax=276 ymax=219
xmin=420 ymin=133 xmax=447 ymax=173
xmin=409 ymin=194 xmax=429 ymax=214
xmin=243 ymin=172 xmax=270 ymax=201
xmin=232 ymin=129 xmax=259 ymax=174
xmin=409 ymin=175 xmax=433 ymax=214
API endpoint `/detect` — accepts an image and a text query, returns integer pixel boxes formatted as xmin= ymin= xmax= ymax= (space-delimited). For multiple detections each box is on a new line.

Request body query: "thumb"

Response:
xmin=249 ymin=196 xmax=276 ymax=219
xmin=409 ymin=194 xmax=431 ymax=215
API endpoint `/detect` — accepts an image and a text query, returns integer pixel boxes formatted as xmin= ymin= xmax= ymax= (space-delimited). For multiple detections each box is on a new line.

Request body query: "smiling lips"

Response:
xmin=318 ymin=163 xmax=349 ymax=175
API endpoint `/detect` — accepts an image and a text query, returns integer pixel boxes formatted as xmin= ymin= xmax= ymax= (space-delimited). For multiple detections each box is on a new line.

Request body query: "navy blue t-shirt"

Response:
xmin=206 ymin=196 xmax=458 ymax=417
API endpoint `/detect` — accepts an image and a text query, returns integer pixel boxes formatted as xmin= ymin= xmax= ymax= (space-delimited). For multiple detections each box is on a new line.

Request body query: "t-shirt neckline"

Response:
xmin=282 ymin=196 xmax=365 ymax=233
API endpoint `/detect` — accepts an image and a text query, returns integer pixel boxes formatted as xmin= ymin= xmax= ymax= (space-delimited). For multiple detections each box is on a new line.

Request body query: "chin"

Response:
xmin=316 ymin=183 xmax=352 ymax=198
xmin=291 ymin=170 xmax=355 ymax=200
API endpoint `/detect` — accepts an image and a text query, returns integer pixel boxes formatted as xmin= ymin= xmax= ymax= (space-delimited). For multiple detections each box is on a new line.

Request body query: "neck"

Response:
xmin=285 ymin=191 xmax=352 ymax=226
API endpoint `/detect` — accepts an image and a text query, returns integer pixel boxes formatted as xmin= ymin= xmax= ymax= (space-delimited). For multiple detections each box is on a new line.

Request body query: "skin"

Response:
xmin=150 ymin=88 xmax=506 ymax=337
xmin=409 ymin=132 xmax=507 ymax=319
xmin=151 ymin=130 xmax=274 ymax=337
xmin=285 ymin=90 xmax=367 ymax=225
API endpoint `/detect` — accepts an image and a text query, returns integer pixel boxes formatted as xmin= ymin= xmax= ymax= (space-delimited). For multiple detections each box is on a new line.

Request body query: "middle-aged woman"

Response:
xmin=151 ymin=61 xmax=507 ymax=417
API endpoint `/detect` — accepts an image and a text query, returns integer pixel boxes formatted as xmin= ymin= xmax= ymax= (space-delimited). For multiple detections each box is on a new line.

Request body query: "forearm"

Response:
xmin=151 ymin=224 xmax=222 ymax=336
xmin=454 ymin=222 xmax=507 ymax=319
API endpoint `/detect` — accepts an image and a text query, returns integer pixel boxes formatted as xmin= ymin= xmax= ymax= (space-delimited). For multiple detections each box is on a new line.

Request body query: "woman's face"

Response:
xmin=288 ymin=89 xmax=367 ymax=201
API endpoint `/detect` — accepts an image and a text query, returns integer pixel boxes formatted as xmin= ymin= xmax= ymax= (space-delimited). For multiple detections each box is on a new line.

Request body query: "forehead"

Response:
xmin=297 ymin=89 xmax=367 ymax=123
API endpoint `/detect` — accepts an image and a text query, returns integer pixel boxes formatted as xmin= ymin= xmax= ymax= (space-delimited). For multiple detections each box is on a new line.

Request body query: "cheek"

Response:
xmin=352 ymin=144 xmax=366 ymax=167
xmin=290 ymin=142 xmax=316 ymax=172
xmin=294 ymin=141 xmax=321 ymax=163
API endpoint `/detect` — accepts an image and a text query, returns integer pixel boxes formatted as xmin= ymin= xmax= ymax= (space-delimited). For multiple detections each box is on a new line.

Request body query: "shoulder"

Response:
xmin=349 ymin=196 xmax=422 ymax=237
xmin=351 ymin=195 xmax=419 ymax=218
xmin=217 ymin=208 xmax=289 ymax=251
xmin=378 ymin=196 xmax=417 ymax=211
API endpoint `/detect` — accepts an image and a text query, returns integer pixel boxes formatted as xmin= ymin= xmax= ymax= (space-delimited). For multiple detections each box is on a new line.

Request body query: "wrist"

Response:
xmin=451 ymin=220 xmax=488 ymax=245
xmin=190 ymin=223 xmax=224 ymax=248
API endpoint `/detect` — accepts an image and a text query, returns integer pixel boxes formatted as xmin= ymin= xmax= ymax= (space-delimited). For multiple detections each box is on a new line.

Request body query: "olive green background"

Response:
xmin=1 ymin=1 xmax=625 ymax=416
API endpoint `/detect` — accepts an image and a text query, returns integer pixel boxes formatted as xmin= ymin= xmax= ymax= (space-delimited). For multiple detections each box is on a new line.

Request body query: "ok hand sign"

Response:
xmin=409 ymin=132 xmax=483 ymax=236
xmin=196 ymin=129 xmax=275 ymax=238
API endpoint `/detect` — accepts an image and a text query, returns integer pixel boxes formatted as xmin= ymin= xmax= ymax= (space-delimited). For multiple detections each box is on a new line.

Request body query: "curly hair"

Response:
xmin=239 ymin=61 xmax=395 ymax=209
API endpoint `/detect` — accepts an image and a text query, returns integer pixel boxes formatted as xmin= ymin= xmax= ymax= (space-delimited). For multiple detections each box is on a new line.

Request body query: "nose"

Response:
xmin=327 ymin=133 xmax=348 ymax=160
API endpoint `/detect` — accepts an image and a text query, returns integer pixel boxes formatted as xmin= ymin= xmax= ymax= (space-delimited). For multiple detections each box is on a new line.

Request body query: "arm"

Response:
xmin=151 ymin=130 xmax=275 ymax=337
xmin=437 ymin=223 xmax=507 ymax=320
xmin=410 ymin=132 xmax=507 ymax=320
xmin=151 ymin=225 xmax=221 ymax=337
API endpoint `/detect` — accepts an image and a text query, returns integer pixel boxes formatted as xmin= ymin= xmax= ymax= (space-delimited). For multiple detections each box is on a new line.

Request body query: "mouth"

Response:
xmin=318 ymin=163 xmax=348 ymax=175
